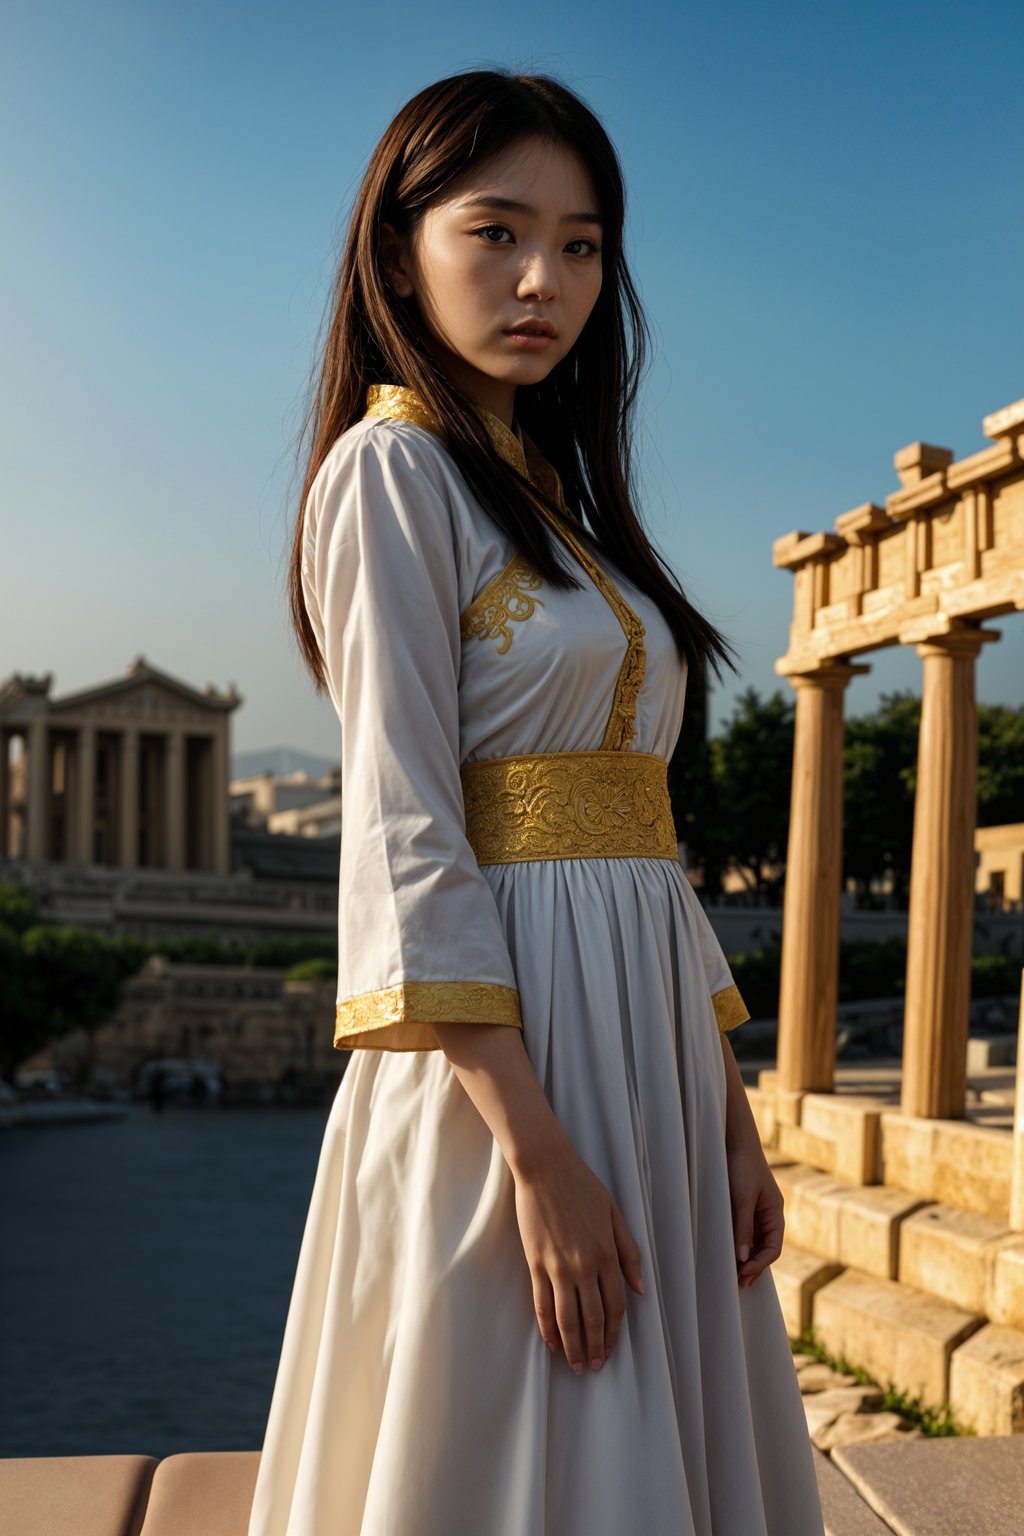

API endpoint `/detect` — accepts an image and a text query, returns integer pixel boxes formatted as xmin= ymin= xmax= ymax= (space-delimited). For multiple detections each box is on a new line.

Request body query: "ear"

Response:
xmin=380 ymin=221 xmax=415 ymax=299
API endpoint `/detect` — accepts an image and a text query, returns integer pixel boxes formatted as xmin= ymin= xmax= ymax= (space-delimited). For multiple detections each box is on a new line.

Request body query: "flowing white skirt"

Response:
xmin=247 ymin=856 xmax=825 ymax=1535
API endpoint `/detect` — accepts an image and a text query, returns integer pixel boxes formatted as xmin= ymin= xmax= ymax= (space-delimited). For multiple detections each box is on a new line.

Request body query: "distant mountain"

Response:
xmin=231 ymin=745 xmax=339 ymax=781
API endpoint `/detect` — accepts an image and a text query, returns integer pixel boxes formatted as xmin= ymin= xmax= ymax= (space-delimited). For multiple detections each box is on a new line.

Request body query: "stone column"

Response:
xmin=777 ymin=660 xmax=869 ymax=1095
xmin=901 ymin=627 xmax=996 ymax=1120
xmin=210 ymin=723 xmax=230 ymax=874
xmin=0 ymin=729 xmax=8 ymax=859
xmin=26 ymin=714 xmax=50 ymax=861
xmin=119 ymin=727 xmax=140 ymax=869
xmin=75 ymin=725 xmax=97 ymax=864
xmin=1011 ymin=968 xmax=1024 ymax=1232
xmin=164 ymin=730 xmax=186 ymax=871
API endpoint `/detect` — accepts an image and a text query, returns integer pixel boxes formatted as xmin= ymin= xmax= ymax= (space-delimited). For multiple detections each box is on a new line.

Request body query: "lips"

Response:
xmin=506 ymin=321 xmax=556 ymax=338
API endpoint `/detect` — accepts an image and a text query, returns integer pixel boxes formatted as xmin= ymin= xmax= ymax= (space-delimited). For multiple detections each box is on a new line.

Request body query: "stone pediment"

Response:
xmin=54 ymin=681 xmax=216 ymax=729
xmin=0 ymin=657 xmax=241 ymax=728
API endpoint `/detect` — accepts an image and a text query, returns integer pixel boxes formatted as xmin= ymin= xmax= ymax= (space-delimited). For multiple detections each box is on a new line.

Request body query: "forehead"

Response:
xmin=440 ymin=135 xmax=600 ymax=212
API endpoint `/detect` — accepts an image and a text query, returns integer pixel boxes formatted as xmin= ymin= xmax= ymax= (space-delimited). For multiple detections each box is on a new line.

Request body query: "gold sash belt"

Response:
xmin=460 ymin=750 xmax=678 ymax=864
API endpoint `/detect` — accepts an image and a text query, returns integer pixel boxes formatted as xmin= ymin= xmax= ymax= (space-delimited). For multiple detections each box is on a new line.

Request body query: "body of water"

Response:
xmin=0 ymin=1098 xmax=334 ymax=1458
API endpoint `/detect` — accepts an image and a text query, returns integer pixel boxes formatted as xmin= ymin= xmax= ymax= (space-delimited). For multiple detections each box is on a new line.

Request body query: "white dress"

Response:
xmin=246 ymin=387 xmax=825 ymax=1536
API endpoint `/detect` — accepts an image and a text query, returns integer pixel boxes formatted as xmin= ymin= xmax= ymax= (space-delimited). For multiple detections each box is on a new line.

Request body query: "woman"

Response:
xmin=248 ymin=68 xmax=825 ymax=1536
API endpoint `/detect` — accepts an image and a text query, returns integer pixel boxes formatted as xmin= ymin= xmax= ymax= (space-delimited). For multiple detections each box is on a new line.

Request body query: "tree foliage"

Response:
xmin=682 ymin=689 xmax=1023 ymax=906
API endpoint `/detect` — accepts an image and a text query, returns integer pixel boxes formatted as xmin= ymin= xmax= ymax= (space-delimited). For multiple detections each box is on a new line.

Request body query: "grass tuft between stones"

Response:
xmin=789 ymin=1325 xmax=973 ymax=1438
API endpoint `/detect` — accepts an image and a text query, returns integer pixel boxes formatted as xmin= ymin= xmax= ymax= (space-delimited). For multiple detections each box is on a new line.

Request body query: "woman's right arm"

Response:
xmin=433 ymin=1018 xmax=645 ymax=1374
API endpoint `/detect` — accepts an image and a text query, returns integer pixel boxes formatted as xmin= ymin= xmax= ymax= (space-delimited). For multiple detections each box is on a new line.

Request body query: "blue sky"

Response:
xmin=3 ymin=0 xmax=1021 ymax=765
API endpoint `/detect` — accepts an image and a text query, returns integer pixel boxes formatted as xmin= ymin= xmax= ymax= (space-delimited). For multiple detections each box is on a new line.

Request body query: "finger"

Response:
xmin=610 ymin=1201 xmax=645 ymax=1295
xmin=532 ymin=1271 xmax=560 ymax=1353
xmin=739 ymin=1208 xmax=785 ymax=1284
xmin=732 ymin=1200 xmax=755 ymax=1269
xmin=553 ymin=1275 xmax=585 ymax=1373
xmin=598 ymin=1264 xmax=626 ymax=1356
xmin=577 ymin=1277 xmax=606 ymax=1370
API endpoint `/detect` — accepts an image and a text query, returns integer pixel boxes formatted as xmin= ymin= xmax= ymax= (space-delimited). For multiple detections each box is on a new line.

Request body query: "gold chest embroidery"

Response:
xmin=460 ymin=552 xmax=545 ymax=654
xmin=361 ymin=384 xmax=647 ymax=751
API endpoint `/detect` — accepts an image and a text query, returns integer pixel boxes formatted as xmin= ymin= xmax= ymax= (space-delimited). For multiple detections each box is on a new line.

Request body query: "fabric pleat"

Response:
xmin=247 ymin=852 xmax=825 ymax=1536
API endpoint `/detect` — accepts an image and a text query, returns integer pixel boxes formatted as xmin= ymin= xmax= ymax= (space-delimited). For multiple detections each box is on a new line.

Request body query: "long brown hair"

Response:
xmin=287 ymin=67 xmax=741 ymax=696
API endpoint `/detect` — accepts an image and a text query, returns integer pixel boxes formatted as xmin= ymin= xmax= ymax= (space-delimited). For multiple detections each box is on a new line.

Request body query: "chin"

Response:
xmin=502 ymin=356 xmax=560 ymax=384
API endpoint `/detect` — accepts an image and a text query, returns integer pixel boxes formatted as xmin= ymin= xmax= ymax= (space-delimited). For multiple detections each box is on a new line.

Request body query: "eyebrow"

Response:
xmin=456 ymin=195 xmax=604 ymax=227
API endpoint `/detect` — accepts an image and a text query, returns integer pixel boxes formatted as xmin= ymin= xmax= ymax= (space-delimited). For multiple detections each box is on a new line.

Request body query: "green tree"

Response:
xmin=0 ymin=923 xmax=123 ymax=1085
xmin=0 ymin=881 xmax=41 ymax=934
xmin=842 ymin=691 xmax=920 ymax=908
xmin=977 ymin=704 xmax=1024 ymax=827
xmin=705 ymin=687 xmax=794 ymax=902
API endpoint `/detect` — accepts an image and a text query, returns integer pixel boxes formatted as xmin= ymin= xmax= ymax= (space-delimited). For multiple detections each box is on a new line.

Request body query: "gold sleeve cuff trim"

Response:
xmin=712 ymin=983 xmax=751 ymax=1034
xmin=335 ymin=980 xmax=523 ymax=1051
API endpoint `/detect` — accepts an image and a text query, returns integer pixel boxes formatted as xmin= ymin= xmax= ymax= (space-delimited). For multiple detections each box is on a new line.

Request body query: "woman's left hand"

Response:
xmin=725 ymin=1139 xmax=785 ymax=1289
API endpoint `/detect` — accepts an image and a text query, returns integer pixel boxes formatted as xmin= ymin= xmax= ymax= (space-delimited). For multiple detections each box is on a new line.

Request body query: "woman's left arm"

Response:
xmin=721 ymin=1033 xmax=785 ymax=1290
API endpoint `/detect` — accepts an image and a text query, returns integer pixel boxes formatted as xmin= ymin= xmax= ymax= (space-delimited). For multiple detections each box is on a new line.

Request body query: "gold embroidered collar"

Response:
xmin=363 ymin=383 xmax=566 ymax=509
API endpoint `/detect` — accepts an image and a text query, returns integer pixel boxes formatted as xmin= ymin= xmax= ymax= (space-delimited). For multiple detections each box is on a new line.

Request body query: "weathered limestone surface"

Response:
xmin=947 ymin=1323 xmax=1024 ymax=1436
xmin=881 ymin=1111 xmax=1013 ymax=1219
xmin=800 ymin=1092 xmax=885 ymax=1185
xmin=774 ymin=1166 xmax=863 ymax=1259
xmin=811 ymin=1268 xmax=984 ymax=1408
xmin=815 ymin=1409 xmax=918 ymax=1452
xmin=898 ymin=1204 xmax=1015 ymax=1313
xmin=797 ymin=1361 xmax=859 ymax=1392
xmin=834 ymin=1185 xmax=934 ymax=1281
xmin=989 ymin=1237 xmax=1024 ymax=1329
xmin=774 ymin=1240 xmax=844 ymax=1337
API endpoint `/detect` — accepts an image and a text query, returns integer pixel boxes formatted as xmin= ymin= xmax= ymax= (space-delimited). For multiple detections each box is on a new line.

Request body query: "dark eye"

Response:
xmin=475 ymin=224 xmax=514 ymax=244
xmin=566 ymin=238 xmax=600 ymax=257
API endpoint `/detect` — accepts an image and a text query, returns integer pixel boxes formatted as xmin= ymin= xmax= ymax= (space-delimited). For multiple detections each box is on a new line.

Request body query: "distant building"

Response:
xmin=0 ymin=657 xmax=341 ymax=945
xmin=0 ymin=655 xmax=238 ymax=873
xmin=232 ymin=767 xmax=342 ymax=839
xmin=976 ymin=823 xmax=1024 ymax=911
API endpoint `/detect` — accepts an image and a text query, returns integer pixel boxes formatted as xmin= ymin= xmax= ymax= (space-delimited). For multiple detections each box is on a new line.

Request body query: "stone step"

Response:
xmin=831 ymin=1434 xmax=1024 ymax=1534
xmin=774 ymin=1238 xmax=844 ymax=1337
xmin=811 ymin=1445 xmax=897 ymax=1535
xmin=898 ymin=1202 xmax=1019 ymax=1316
xmin=880 ymin=1111 xmax=1013 ymax=1221
xmin=773 ymin=1160 xmax=1024 ymax=1332
xmin=949 ymin=1323 xmax=1024 ymax=1436
xmin=811 ymin=1267 xmax=984 ymax=1409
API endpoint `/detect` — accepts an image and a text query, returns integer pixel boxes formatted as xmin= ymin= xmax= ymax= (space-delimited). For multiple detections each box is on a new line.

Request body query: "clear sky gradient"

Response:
xmin=3 ymin=0 xmax=1021 ymax=766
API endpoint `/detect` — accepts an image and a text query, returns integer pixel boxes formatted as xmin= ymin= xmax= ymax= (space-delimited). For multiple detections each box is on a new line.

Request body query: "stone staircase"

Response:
xmin=759 ymin=1086 xmax=1024 ymax=1437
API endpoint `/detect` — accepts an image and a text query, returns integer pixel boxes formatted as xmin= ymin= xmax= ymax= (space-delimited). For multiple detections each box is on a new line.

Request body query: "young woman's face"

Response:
xmin=385 ymin=135 xmax=604 ymax=427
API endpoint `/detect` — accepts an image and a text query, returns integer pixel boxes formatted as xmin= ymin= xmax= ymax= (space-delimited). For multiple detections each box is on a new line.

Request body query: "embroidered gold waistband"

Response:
xmin=460 ymin=750 xmax=679 ymax=864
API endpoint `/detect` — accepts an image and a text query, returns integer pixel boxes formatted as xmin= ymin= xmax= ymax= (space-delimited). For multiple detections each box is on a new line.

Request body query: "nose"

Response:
xmin=516 ymin=244 xmax=559 ymax=303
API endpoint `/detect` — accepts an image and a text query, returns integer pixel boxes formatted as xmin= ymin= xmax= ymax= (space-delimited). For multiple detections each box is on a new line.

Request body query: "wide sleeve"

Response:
xmin=305 ymin=422 xmax=524 ymax=1051
xmin=676 ymin=874 xmax=751 ymax=1034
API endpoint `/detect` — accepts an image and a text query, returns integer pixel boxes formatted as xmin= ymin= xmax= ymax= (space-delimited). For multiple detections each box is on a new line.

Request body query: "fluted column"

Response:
xmin=0 ymin=729 xmax=8 ymax=859
xmin=118 ymin=727 xmax=140 ymax=869
xmin=901 ymin=626 xmax=996 ymax=1119
xmin=164 ymin=730 xmax=186 ymax=871
xmin=75 ymin=725 xmax=97 ymax=864
xmin=777 ymin=660 xmax=868 ymax=1094
xmin=26 ymin=715 xmax=50 ymax=861
xmin=210 ymin=724 xmax=229 ymax=874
